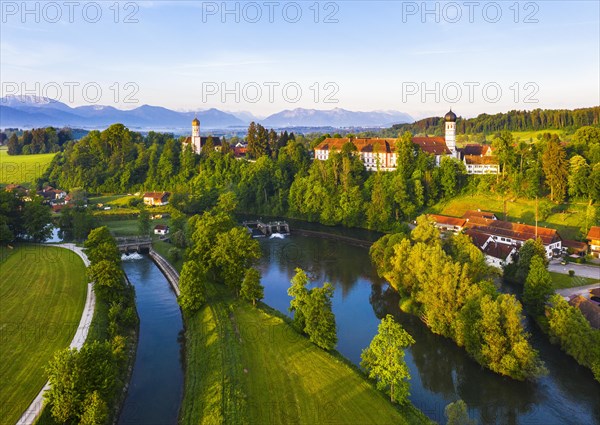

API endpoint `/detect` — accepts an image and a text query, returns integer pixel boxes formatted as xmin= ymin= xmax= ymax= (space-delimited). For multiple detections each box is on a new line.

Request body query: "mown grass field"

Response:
xmin=100 ymin=218 xmax=170 ymax=237
xmin=550 ymin=271 xmax=599 ymax=289
xmin=0 ymin=148 xmax=56 ymax=185
xmin=180 ymin=284 xmax=431 ymax=425
xmin=430 ymin=193 xmax=593 ymax=240
xmin=0 ymin=245 xmax=87 ymax=425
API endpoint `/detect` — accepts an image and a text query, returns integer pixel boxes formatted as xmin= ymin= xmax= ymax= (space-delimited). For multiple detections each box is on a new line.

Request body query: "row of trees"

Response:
xmin=6 ymin=127 xmax=74 ymax=155
xmin=370 ymin=216 xmax=546 ymax=380
xmin=45 ymin=227 xmax=137 ymax=423
xmin=512 ymin=239 xmax=600 ymax=383
xmin=389 ymin=106 xmax=600 ymax=136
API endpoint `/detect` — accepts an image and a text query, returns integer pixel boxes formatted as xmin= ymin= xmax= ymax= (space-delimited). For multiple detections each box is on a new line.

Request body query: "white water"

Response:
xmin=122 ymin=252 xmax=144 ymax=261
xmin=269 ymin=233 xmax=285 ymax=239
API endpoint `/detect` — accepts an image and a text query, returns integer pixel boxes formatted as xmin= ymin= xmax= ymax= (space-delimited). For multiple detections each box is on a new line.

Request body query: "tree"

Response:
xmin=411 ymin=215 xmax=439 ymax=246
xmin=88 ymin=260 xmax=125 ymax=301
xmin=542 ymin=139 xmax=569 ymax=202
xmin=240 ymin=268 xmax=264 ymax=306
xmin=138 ymin=207 xmax=150 ymax=236
xmin=45 ymin=348 xmax=82 ymax=422
xmin=492 ymin=131 xmax=516 ymax=177
xmin=21 ymin=197 xmax=52 ymax=241
xmin=361 ymin=315 xmax=415 ymax=404
xmin=523 ymin=255 xmax=553 ymax=316
xmin=445 ymin=400 xmax=476 ymax=425
xmin=288 ymin=268 xmax=310 ymax=332
xmin=7 ymin=133 xmax=21 ymax=155
xmin=178 ymin=260 xmax=207 ymax=313
xmin=304 ymin=283 xmax=337 ymax=350
xmin=568 ymin=155 xmax=590 ymax=199
xmin=212 ymin=227 xmax=261 ymax=292
xmin=80 ymin=391 xmax=108 ymax=425
xmin=513 ymin=238 xmax=547 ymax=283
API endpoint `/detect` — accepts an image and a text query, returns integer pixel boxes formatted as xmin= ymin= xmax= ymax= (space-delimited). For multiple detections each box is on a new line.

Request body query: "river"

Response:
xmin=258 ymin=232 xmax=600 ymax=425
xmin=115 ymin=226 xmax=599 ymax=425
xmin=118 ymin=254 xmax=184 ymax=425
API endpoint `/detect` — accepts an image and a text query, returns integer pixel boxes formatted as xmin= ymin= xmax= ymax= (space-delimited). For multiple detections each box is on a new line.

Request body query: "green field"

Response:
xmin=0 ymin=149 xmax=56 ymax=185
xmin=0 ymin=245 xmax=88 ymax=424
xmin=550 ymin=271 xmax=599 ymax=289
xmin=180 ymin=284 xmax=430 ymax=425
xmin=506 ymin=129 xmax=565 ymax=143
xmin=431 ymin=193 xmax=594 ymax=240
xmin=100 ymin=218 xmax=170 ymax=237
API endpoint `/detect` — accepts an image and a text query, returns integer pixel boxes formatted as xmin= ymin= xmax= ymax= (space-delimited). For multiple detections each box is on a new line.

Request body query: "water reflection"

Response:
xmin=258 ymin=233 xmax=600 ymax=425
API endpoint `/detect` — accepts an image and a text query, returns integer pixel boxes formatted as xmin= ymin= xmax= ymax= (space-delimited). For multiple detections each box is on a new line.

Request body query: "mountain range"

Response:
xmin=0 ymin=96 xmax=413 ymax=130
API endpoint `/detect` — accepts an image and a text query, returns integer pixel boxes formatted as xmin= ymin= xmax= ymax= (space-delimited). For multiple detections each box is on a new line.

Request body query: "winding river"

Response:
xmin=115 ymin=225 xmax=599 ymax=425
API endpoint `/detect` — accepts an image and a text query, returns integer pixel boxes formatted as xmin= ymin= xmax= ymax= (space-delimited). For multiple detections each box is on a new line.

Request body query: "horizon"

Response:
xmin=1 ymin=1 xmax=598 ymax=119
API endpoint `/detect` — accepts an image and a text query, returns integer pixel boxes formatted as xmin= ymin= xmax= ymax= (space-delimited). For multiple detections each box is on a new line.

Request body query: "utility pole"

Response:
xmin=535 ymin=196 xmax=538 ymax=239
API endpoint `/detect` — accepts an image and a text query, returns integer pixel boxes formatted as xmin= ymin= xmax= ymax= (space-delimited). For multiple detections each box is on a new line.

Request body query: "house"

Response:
xmin=143 ymin=192 xmax=170 ymax=206
xmin=482 ymin=241 xmax=517 ymax=268
xmin=154 ymin=224 xmax=169 ymax=235
xmin=587 ymin=226 xmax=600 ymax=258
xmin=462 ymin=155 xmax=501 ymax=175
xmin=428 ymin=214 xmax=466 ymax=234
xmin=4 ymin=184 xmax=28 ymax=193
xmin=562 ymin=239 xmax=589 ymax=257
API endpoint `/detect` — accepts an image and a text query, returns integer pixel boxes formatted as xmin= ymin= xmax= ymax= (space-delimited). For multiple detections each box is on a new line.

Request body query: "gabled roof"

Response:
xmin=568 ymin=295 xmax=600 ymax=329
xmin=465 ymin=228 xmax=492 ymax=249
xmin=562 ymin=239 xmax=588 ymax=251
xmin=412 ymin=137 xmax=451 ymax=155
xmin=428 ymin=214 xmax=466 ymax=228
xmin=460 ymin=144 xmax=492 ymax=156
xmin=143 ymin=191 xmax=169 ymax=200
xmin=315 ymin=138 xmax=395 ymax=154
xmin=483 ymin=242 xmax=515 ymax=261
xmin=468 ymin=219 xmax=560 ymax=245
xmin=463 ymin=210 xmax=498 ymax=221
xmin=463 ymin=155 xmax=499 ymax=165
xmin=154 ymin=224 xmax=169 ymax=230
xmin=587 ymin=226 xmax=600 ymax=241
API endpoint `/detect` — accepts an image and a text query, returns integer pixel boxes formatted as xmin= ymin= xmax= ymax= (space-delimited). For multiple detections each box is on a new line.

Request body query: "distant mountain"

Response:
xmin=262 ymin=108 xmax=413 ymax=128
xmin=0 ymin=97 xmax=413 ymax=130
xmin=0 ymin=96 xmax=245 ymax=129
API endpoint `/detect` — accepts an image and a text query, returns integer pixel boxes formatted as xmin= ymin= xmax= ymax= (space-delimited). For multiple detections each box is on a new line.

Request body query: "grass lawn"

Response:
xmin=0 ymin=245 xmax=88 ymax=425
xmin=0 ymin=149 xmax=56 ymax=185
xmin=152 ymin=239 xmax=184 ymax=272
xmin=180 ymin=284 xmax=431 ymax=425
xmin=549 ymin=271 xmax=599 ymax=289
xmin=506 ymin=129 xmax=565 ymax=143
xmin=430 ymin=193 xmax=592 ymax=240
xmin=88 ymin=194 xmax=139 ymax=206
xmin=99 ymin=218 xmax=170 ymax=237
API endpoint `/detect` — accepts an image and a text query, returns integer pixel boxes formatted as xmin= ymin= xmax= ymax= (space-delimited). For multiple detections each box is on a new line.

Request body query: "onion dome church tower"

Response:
xmin=444 ymin=109 xmax=457 ymax=155
xmin=191 ymin=117 xmax=201 ymax=154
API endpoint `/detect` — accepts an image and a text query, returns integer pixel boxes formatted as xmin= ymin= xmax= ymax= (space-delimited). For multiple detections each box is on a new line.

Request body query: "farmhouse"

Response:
xmin=143 ymin=192 xmax=170 ymax=206
xmin=154 ymin=224 xmax=170 ymax=235
xmin=587 ymin=226 xmax=600 ymax=258
xmin=313 ymin=110 xmax=499 ymax=174
xmin=428 ymin=214 xmax=466 ymax=234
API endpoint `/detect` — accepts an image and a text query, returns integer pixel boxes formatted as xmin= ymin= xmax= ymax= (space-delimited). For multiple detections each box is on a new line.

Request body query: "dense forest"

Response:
xmin=385 ymin=106 xmax=600 ymax=137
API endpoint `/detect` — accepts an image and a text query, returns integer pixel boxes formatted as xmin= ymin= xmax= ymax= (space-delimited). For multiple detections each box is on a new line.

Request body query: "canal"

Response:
xmin=118 ymin=254 xmax=184 ymax=425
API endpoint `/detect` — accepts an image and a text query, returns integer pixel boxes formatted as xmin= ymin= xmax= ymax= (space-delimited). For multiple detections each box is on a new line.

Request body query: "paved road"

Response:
xmin=548 ymin=262 xmax=600 ymax=280
xmin=17 ymin=244 xmax=95 ymax=425
xmin=556 ymin=283 xmax=600 ymax=299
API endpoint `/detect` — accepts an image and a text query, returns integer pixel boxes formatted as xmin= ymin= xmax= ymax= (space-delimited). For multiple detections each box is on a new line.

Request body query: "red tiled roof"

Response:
xmin=154 ymin=224 xmax=169 ymax=231
xmin=587 ymin=226 xmax=600 ymax=241
xmin=562 ymin=239 xmax=588 ymax=252
xmin=428 ymin=214 xmax=466 ymax=228
xmin=412 ymin=137 xmax=451 ymax=155
xmin=315 ymin=136 xmax=451 ymax=156
xmin=463 ymin=155 xmax=499 ymax=165
xmin=468 ymin=219 xmax=560 ymax=245
xmin=568 ymin=295 xmax=600 ymax=329
xmin=461 ymin=144 xmax=492 ymax=156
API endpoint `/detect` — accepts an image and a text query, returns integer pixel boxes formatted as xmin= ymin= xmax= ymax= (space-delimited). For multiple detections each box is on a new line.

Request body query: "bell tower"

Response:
xmin=444 ymin=109 xmax=457 ymax=155
xmin=192 ymin=117 xmax=201 ymax=153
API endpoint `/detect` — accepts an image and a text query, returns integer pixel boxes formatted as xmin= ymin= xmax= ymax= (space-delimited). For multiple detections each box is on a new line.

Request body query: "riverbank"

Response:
xmin=179 ymin=281 xmax=431 ymax=424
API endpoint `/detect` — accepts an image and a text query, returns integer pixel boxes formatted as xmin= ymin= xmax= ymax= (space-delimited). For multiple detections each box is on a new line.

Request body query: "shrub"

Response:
xmin=568 ymin=270 xmax=575 ymax=277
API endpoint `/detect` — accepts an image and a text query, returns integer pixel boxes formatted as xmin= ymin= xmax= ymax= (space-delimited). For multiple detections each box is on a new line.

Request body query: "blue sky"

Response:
xmin=1 ymin=1 xmax=599 ymax=119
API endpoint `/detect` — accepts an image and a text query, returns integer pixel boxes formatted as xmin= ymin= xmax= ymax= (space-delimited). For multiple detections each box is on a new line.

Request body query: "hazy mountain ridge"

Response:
xmin=0 ymin=96 xmax=413 ymax=130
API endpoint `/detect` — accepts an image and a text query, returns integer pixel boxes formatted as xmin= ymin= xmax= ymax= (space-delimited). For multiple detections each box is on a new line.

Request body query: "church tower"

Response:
xmin=444 ymin=109 xmax=457 ymax=155
xmin=191 ymin=117 xmax=201 ymax=153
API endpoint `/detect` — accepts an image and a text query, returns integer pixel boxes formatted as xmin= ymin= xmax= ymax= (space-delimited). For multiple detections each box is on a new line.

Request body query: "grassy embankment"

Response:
xmin=0 ymin=245 xmax=87 ymax=424
xmin=549 ymin=272 xmax=599 ymax=290
xmin=0 ymin=148 xmax=56 ymax=185
xmin=166 ymin=241 xmax=430 ymax=425
xmin=430 ymin=193 xmax=594 ymax=240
